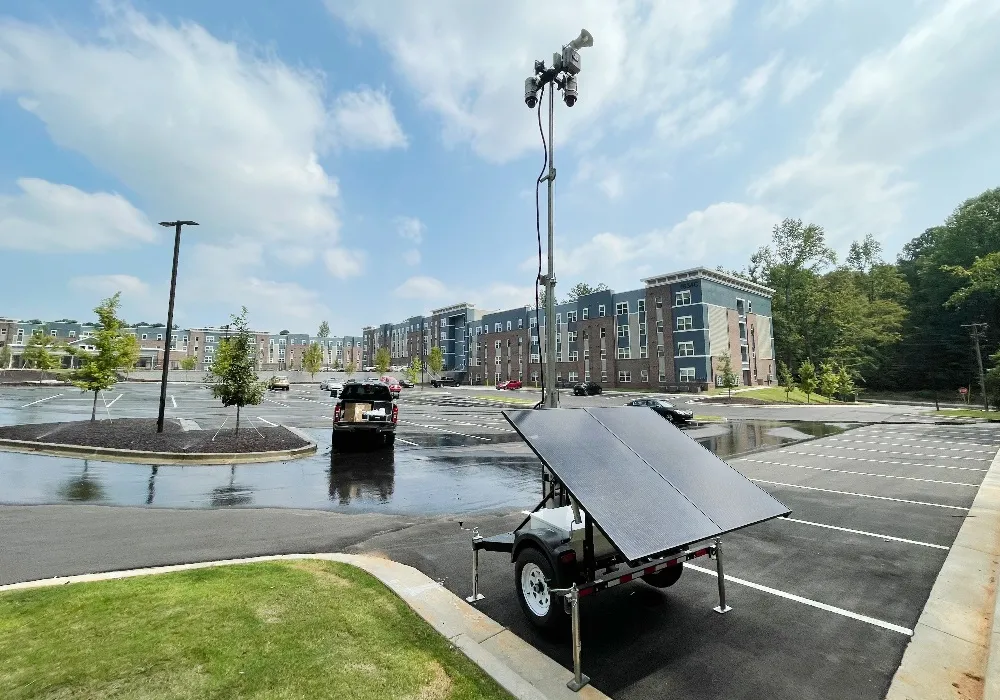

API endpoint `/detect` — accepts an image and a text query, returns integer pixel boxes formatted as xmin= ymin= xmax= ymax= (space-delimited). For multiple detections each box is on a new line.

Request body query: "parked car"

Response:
xmin=572 ymin=381 xmax=602 ymax=396
xmin=430 ymin=376 xmax=461 ymax=388
xmin=398 ymin=378 xmax=414 ymax=388
xmin=268 ymin=375 xmax=290 ymax=391
xmin=332 ymin=381 xmax=397 ymax=449
xmin=625 ymin=398 xmax=694 ymax=425
xmin=497 ymin=379 xmax=523 ymax=390
xmin=328 ymin=381 xmax=344 ymax=398
xmin=319 ymin=378 xmax=333 ymax=390
xmin=382 ymin=377 xmax=402 ymax=398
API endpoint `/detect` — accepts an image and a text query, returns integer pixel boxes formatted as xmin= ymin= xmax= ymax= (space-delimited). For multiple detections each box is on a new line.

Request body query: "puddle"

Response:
xmin=0 ymin=420 xmax=849 ymax=514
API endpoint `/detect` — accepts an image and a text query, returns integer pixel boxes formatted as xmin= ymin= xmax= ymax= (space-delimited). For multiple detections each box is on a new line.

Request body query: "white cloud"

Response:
xmin=69 ymin=274 xmax=150 ymax=298
xmin=0 ymin=178 xmax=156 ymax=252
xmin=395 ymin=216 xmax=424 ymax=243
xmin=403 ymin=248 xmax=421 ymax=266
xmin=271 ymin=247 xmax=316 ymax=266
xmin=326 ymin=0 xmax=737 ymax=162
xmin=395 ymin=276 xmax=449 ymax=300
xmin=759 ymin=0 xmax=825 ymax=29
xmin=779 ymin=62 xmax=822 ymax=103
xmin=0 ymin=4 xmax=340 ymax=243
xmin=67 ymin=273 xmax=163 ymax=322
xmin=598 ymin=171 xmax=623 ymax=200
xmin=740 ymin=54 xmax=782 ymax=99
xmin=328 ymin=86 xmax=408 ymax=150
xmin=323 ymin=247 xmax=366 ymax=278
xmin=752 ymin=0 xmax=1000 ymax=246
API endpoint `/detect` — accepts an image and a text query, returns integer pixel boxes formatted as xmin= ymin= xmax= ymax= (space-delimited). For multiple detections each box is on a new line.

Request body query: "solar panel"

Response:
xmin=504 ymin=407 xmax=790 ymax=561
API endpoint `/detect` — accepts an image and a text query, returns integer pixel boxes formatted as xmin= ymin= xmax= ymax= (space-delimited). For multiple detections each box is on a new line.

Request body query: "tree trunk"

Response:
xmin=91 ymin=391 xmax=98 ymax=421
xmin=235 ymin=405 xmax=241 ymax=436
xmin=934 ymin=391 xmax=939 ymax=411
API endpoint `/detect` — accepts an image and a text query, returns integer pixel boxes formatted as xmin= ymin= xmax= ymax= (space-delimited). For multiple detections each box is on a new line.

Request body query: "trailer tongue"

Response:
xmin=466 ymin=407 xmax=791 ymax=691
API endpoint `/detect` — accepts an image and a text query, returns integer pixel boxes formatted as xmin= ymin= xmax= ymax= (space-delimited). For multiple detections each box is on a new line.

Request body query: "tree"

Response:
xmin=22 ymin=329 xmax=60 ymax=376
xmin=564 ymin=282 xmax=610 ymax=301
xmin=318 ymin=321 xmax=330 ymax=338
xmin=777 ymin=360 xmax=794 ymax=401
xmin=717 ymin=351 xmax=738 ymax=398
xmin=0 ymin=344 xmax=10 ymax=373
xmin=69 ymin=293 xmax=134 ymax=421
xmin=818 ymin=361 xmax=839 ymax=403
xmin=985 ymin=350 xmax=1000 ymax=412
xmin=405 ymin=356 xmax=422 ymax=385
xmin=302 ymin=342 xmax=323 ymax=379
xmin=279 ymin=329 xmax=290 ymax=335
xmin=427 ymin=346 xmax=444 ymax=378
xmin=344 ymin=361 xmax=356 ymax=379
xmin=375 ymin=347 xmax=391 ymax=375
xmin=180 ymin=355 xmax=197 ymax=379
xmin=836 ymin=365 xmax=856 ymax=403
xmin=120 ymin=334 xmax=140 ymax=379
xmin=207 ymin=307 xmax=266 ymax=436
xmin=798 ymin=359 xmax=818 ymax=404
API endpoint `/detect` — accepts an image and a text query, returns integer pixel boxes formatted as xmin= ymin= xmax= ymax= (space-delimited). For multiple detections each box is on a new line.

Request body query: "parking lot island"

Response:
xmin=0 ymin=418 xmax=316 ymax=465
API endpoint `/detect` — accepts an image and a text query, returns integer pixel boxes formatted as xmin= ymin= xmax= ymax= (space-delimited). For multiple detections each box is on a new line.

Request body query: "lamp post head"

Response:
xmin=159 ymin=221 xmax=200 ymax=227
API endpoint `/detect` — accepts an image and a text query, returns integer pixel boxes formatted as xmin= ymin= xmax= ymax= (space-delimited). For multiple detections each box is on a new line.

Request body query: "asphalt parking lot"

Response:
xmin=350 ymin=421 xmax=1000 ymax=700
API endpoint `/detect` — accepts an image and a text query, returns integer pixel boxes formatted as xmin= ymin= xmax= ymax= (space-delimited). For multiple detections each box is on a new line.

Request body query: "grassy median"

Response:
xmin=0 ymin=561 xmax=512 ymax=700
xmin=936 ymin=408 xmax=1000 ymax=420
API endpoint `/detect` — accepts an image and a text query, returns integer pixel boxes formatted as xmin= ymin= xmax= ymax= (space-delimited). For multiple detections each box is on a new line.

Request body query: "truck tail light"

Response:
xmin=333 ymin=404 xmax=342 ymax=423
xmin=558 ymin=550 xmax=577 ymax=565
xmin=391 ymin=405 xmax=399 ymax=424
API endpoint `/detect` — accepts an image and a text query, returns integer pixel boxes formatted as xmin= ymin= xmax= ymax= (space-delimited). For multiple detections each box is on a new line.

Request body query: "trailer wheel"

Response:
xmin=644 ymin=564 xmax=683 ymax=588
xmin=515 ymin=547 xmax=566 ymax=631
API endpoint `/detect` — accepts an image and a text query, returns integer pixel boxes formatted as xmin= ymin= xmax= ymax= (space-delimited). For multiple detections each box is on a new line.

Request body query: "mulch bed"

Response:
xmin=0 ymin=418 xmax=310 ymax=454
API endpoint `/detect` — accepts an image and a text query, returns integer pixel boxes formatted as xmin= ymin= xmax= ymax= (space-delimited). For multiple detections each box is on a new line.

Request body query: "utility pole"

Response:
xmin=962 ymin=322 xmax=989 ymax=412
xmin=524 ymin=29 xmax=593 ymax=410
xmin=156 ymin=220 xmax=198 ymax=433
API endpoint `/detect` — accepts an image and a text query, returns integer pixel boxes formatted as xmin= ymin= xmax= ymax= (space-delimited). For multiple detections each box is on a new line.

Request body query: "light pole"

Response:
xmin=156 ymin=220 xmax=198 ymax=433
xmin=524 ymin=29 xmax=593 ymax=409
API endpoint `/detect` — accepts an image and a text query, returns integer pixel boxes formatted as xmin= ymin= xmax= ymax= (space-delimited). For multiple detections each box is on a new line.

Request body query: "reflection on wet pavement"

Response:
xmin=0 ymin=420 xmax=851 ymax=514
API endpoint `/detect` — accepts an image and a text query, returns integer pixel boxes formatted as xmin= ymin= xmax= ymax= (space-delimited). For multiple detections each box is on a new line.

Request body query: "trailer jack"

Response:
xmin=551 ymin=582 xmax=589 ymax=691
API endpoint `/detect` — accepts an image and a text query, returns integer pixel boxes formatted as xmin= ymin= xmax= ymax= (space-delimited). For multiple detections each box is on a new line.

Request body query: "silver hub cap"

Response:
xmin=520 ymin=563 xmax=550 ymax=617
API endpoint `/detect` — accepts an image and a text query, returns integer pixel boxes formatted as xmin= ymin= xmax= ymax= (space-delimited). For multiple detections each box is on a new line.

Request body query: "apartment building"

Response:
xmin=365 ymin=267 xmax=775 ymax=390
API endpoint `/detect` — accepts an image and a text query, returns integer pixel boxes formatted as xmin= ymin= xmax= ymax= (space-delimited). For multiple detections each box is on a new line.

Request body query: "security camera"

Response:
xmin=563 ymin=75 xmax=578 ymax=107
xmin=524 ymin=76 xmax=540 ymax=108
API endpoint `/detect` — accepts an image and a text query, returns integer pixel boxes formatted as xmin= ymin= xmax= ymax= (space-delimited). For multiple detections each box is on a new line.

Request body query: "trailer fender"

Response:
xmin=512 ymin=531 xmax=576 ymax=586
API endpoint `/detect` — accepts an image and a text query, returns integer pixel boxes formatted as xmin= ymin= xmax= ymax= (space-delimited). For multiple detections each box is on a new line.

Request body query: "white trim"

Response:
xmin=642 ymin=266 xmax=775 ymax=297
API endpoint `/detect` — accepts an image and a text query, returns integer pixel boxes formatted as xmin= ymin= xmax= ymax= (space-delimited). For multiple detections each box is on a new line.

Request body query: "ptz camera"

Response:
xmin=563 ymin=75 xmax=578 ymax=107
xmin=524 ymin=76 xmax=540 ymax=108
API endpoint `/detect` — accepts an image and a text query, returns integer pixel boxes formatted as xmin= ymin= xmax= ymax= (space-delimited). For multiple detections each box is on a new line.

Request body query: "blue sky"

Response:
xmin=2 ymin=0 xmax=999 ymax=335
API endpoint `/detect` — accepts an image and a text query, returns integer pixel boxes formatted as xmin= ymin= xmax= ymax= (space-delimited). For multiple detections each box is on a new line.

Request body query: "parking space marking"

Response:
xmin=778 ymin=518 xmax=949 ymax=550
xmin=814 ymin=444 xmax=989 ymax=461
xmin=20 ymin=394 xmax=63 ymax=408
xmin=399 ymin=420 xmax=491 ymax=441
xmin=739 ymin=457 xmax=979 ymax=487
xmin=257 ymin=417 xmax=278 ymax=427
xmin=850 ymin=431 xmax=998 ymax=447
xmin=408 ymin=413 xmax=515 ymax=432
xmin=170 ymin=395 xmax=177 ymax=409
xmin=751 ymin=479 xmax=970 ymax=510
xmin=826 ymin=437 xmax=994 ymax=454
xmin=396 ymin=437 xmax=420 ymax=447
xmin=779 ymin=450 xmax=988 ymax=472
xmin=264 ymin=398 xmax=291 ymax=408
xmin=685 ymin=565 xmax=913 ymax=636
xmin=106 ymin=393 xmax=123 ymax=408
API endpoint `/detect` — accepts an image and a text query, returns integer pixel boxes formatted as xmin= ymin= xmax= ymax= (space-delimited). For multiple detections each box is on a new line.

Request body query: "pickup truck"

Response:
xmin=332 ymin=381 xmax=397 ymax=449
xmin=430 ymin=376 xmax=461 ymax=388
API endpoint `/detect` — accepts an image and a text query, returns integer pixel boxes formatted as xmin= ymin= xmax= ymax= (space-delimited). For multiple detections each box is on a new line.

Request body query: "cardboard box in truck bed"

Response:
xmin=343 ymin=403 xmax=372 ymax=422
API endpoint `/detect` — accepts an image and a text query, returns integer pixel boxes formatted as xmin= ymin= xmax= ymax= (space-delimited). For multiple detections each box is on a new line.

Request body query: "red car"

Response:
xmin=380 ymin=376 xmax=402 ymax=397
xmin=497 ymin=379 xmax=523 ymax=390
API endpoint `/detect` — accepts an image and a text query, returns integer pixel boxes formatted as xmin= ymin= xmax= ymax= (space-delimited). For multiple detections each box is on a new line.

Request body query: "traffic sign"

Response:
xmin=959 ymin=387 xmax=968 ymax=395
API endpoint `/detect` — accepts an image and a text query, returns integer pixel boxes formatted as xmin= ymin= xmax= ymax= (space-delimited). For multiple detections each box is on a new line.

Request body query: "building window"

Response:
xmin=677 ymin=316 xmax=693 ymax=331
xmin=637 ymin=299 xmax=645 ymax=313
xmin=568 ymin=331 xmax=577 ymax=342
xmin=207 ymin=336 xmax=215 ymax=343
xmin=157 ymin=334 xmax=163 ymax=341
xmin=556 ymin=313 xmax=561 ymax=324
xmin=68 ymin=331 xmax=76 ymax=338
xmin=599 ymin=304 xmax=606 ymax=317
xmin=585 ymin=369 xmax=591 ymax=380
xmin=618 ymin=370 xmax=631 ymax=383
xmin=569 ymin=351 xmax=578 ymax=361
xmin=657 ymin=345 xmax=665 ymax=357
xmin=617 ymin=347 xmax=631 ymax=360
xmin=639 ymin=344 xmax=648 ymax=359
xmin=618 ymin=325 xmax=629 ymax=338
xmin=659 ymin=372 xmax=667 ymax=383
xmin=530 ymin=353 xmax=540 ymax=363
xmin=568 ymin=371 xmax=579 ymax=382
xmin=616 ymin=301 xmax=628 ymax=315
xmin=736 ymin=298 xmax=746 ymax=316
xmin=600 ymin=328 xmax=606 ymax=339
xmin=495 ymin=323 xmax=502 ymax=332
xmin=656 ymin=320 xmax=664 ymax=332
xmin=584 ymin=350 xmax=590 ymax=360
xmin=678 ymin=341 xmax=695 ymax=357
xmin=507 ymin=321 xmax=512 ymax=331
xmin=601 ymin=349 xmax=607 ymax=359
xmin=656 ymin=297 xmax=663 ymax=308
xmin=518 ymin=318 xmax=523 ymax=329
xmin=680 ymin=367 xmax=696 ymax=382
xmin=50 ymin=330 xmax=57 ymax=337
xmin=582 ymin=308 xmax=589 ymax=320
xmin=495 ymin=340 xmax=501 ymax=350
xmin=601 ymin=372 xmax=608 ymax=382
xmin=675 ymin=290 xmax=692 ymax=306
xmin=530 ymin=318 xmax=537 ymax=328
xmin=640 ymin=369 xmax=649 ymax=382
xmin=567 ymin=310 xmax=577 ymax=322
xmin=141 ymin=334 xmax=148 ymax=340
xmin=495 ymin=356 xmax=502 ymax=365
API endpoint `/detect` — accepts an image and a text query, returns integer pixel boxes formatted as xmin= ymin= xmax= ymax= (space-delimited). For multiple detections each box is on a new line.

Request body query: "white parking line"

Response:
xmin=408 ymin=413 xmax=515 ymax=432
xmin=738 ymin=457 xmax=978 ymax=487
xmin=813 ymin=444 xmax=989 ymax=461
xmin=170 ymin=395 xmax=177 ymax=409
xmin=778 ymin=450 xmax=988 ymax=472
xmin=778 ymin=518 xmax=949 ymax=550
xmin=257 ymin=417 xmax=278 ymax=427
xmin=851 ymin=431 xmax=998 ymax=447
xmin=264 ymin=398 xmax=291 ymax=408
xmin=107 ymin=393 xmax=123 ymax=408
xmin=684 ymin=565 xmax=913 ymax=636
xmin=827 ymin=437 xmax=993 ymax=453
xmin=750 ymin=479 xmax=970 ymax=510
xmin=399 ymin=420 xmax=491 ymax=441
xmin=396 ymin=437 xmax=420 ymax=447
xmin=20 ymin=394 xmax=63 ymax=408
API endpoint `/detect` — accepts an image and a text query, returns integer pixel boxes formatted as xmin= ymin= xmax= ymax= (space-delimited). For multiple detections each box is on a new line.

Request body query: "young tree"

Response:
xmin=0 ymin=344 xmax=10 ymax=373
xmin=207 ymin=307 xmax=266 ymax=436
xmin=22 ymin=331 xmax=60 ymax=375
xmin=317 ymin=321 xmax=330 ymax=338
xmin=837 ymin=364 xmax=856 ymax=403
xmin=717 ymin=351 xmax=739 ymax=398
xmin=344 ymin=360 xmax=356 ymax=380
xmin=120 ymin=334 xmax=140 ymax=379
xmin=777 ymin=360 xmax=794 ymax=401
xmin=427 ymin=346 xmax=444 ymax=378
xmin=564 ymin=282 xmax=610 ymax=301
xmin=180 ymin=355 xmax=197 ymax=379
xmin=70 ymin=293 xmax=135 ymax=421
xmin=405 ymin=356 xmax=422 ymax=385
xmin=375 ymin=347 xmax=392 ymax=375
xmin=798 ymin=358 xmax=818 ymax=404
xmin=819 ymin=361 xmax=839 ymax=403
xmin=302 ymin=342 xmax=323 ymax=379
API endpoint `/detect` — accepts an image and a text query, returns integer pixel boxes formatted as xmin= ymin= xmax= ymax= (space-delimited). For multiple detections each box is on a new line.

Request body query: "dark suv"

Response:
xmin=332 ymin=381 xmax=397 ymax=449
xmin=572 ymin=381 xmax=603 ymax=396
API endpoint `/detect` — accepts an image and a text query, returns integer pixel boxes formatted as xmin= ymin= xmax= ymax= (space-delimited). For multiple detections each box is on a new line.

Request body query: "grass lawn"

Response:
xmin=693 ymin=415 xmax=724 ymax=422
xmin=0 ymin=561 xmax=512 ymax=700
xmin=708 ymin=386 xmax=842 ymax=404
xmin=472 ymin=394 xmax=536 ymax=405
xmin=936 ymin=408 xmax=1000 ymax=420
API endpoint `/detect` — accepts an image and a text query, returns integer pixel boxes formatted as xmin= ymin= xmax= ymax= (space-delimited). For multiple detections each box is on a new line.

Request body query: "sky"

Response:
xmin=1 ymin=0 xmax=999 ymax=336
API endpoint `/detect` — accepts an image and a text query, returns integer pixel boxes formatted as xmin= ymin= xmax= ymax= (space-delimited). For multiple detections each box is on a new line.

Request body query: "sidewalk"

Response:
xmin=886 ymin=442 xmax=1000 ymax=699
xmin=0 ymin=553 xmax=610 ymax=700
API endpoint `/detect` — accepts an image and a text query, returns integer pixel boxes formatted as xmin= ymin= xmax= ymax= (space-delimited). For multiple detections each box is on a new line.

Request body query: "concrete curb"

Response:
xmin=0 ymin=435 xmax=317 ymax=465
xmin=0 ymin=553 xmax=610 ymax=700
xmin=885 ymin=437 xmax=1000 ymax=699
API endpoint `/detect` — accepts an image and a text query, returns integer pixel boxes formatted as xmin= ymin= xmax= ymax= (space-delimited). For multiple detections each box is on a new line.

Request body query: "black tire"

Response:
xmin=514 ymin=547 xmax=567 ymax=631
xmin=382 ymin=433 xmax=395 ymax=448
xmin=644 ymin=564 xmax=683 ymax=588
